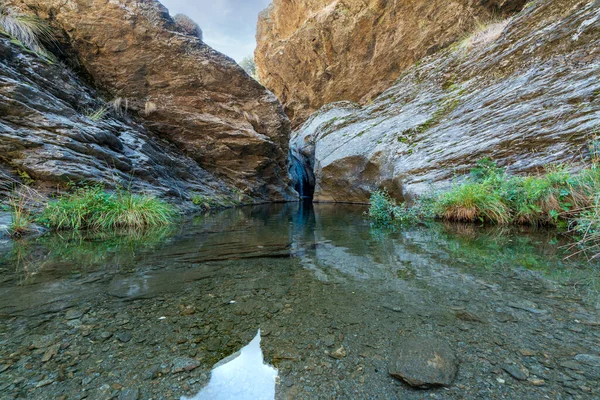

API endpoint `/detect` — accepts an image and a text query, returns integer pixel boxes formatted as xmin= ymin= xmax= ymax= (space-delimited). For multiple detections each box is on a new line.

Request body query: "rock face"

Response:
xmin=0 ymin=35 xmax=233 ymax=203
xmin=388 ymin=336 xmax=458 ymax=388
xmin=256 ymin=0 xmax=527 ymax=126
xmin=290 ymin=0 xmax=600 ymax=203
xmin=5 ymin=0 xmax=296 ymax=202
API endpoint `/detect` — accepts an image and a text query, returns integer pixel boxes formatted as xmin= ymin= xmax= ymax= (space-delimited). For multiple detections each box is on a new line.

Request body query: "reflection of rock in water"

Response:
xmin=182 ymin=330 xmax=277 ymax=400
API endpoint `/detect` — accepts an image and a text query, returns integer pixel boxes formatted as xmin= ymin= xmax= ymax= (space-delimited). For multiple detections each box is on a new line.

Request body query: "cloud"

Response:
xmin=159 ymin=0 xmax=271 ymax=62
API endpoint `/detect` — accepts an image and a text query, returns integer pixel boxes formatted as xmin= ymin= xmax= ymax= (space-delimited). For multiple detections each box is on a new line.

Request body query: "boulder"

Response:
xmin=388 ymin=336 xmax=458 ymax=388
xmin=256 ymin=0 xmax=527 ymax=126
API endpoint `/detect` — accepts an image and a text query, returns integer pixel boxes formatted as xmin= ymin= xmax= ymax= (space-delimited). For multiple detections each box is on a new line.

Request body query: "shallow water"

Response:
xmin=0 ymin=203 xmax=599 ymax=399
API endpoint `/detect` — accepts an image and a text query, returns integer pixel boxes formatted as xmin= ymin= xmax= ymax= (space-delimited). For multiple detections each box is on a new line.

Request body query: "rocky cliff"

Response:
xmin=290 ymin=0 xmax=600 ymax=203
xmin=256 ymin=0 xmax=527 ymax=126
xmin=2 ymin=0 xmax=296 ymax=203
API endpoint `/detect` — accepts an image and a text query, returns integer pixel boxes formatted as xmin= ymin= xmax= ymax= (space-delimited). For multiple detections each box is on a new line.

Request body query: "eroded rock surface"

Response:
xmin=256 ymin=0 xmax=527 ymax=126
xmin=6 ymin=0 xmax=296 ymax=202
xmin=0 ymin=35 xmax=234 ymax=204
xmin=290 ymin=0 xmax=600 ymax=203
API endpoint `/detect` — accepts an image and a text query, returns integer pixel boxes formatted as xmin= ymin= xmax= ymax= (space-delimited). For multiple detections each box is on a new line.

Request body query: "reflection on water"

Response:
xmin=182 ymin=330 xmax=277 ymax=400
xmin=0 ymin=203 xmax=599 ymax=399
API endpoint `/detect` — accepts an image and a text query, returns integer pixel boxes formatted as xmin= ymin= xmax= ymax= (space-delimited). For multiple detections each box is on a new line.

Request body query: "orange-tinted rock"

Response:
xmin=12 ymin=0 xmax=295 ymax=202
xmin=289 ymin=0 xmax=600 ymax=203
xmin=256 ymin=0 xmax=527 ymax=127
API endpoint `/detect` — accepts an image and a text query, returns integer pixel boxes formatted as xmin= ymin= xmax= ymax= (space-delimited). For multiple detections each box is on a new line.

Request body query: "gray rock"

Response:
xmin=116 ymin=332 xmax=133 ymax=343
xmin=171 ymin=357 xmax=200 ymax=373
xmin=388 ymin=336 xmax=458 ymax=388
xmin=65 ymin=309 xmax=84 ymax=320
xmin=574 ymin=354 xmax=600 ymax=367
xmin=118 ymin=388 xmax=140 ymax=400
xmin=502 ymin=364 xmax=529 ymax=381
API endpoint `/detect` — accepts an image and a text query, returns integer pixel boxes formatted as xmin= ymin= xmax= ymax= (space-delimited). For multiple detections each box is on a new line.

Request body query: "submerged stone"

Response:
xmin=388 ymin=337 xmax=458 ymax=388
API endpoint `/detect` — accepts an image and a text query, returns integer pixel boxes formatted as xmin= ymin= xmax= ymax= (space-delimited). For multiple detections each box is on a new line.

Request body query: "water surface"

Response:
xmin=0 ymin=204 xmax=599 ymax=399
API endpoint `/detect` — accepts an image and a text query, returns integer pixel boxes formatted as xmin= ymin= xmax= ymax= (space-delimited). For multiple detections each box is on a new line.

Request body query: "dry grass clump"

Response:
xmin=0 ymin=5 xmax=56 ymax=59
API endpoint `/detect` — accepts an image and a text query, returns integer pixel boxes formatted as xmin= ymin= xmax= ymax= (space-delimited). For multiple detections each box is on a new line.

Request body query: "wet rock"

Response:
xmin=502 ymin=364 xmax=530 ymax=381
xmin=454 ymin=310 xmax=486 ymax=323
xmin=388 ymin=337 xmax=458 ymax=388
xmin=41 ymin=344 xmax=61 ymax=363
xmin=98 ymin=332 xmax=113 ymax=342
xmin=574 ymin=354 xmax=600 ymax=367
xmin=171 ymin=357 xmax=200 ymax=373
xmin=118 ymin=388 xmax=140 ymax=400
xmin=328 ymin=346 xmax=347 ymax=360
xmin=65 ymin=309 xmax=85 ymax=320
xmin=116 ymin=332 xmax=133 ymax=343
xmin=31 ymin=335 xmax=57 ymax=349
xmin=323 ymin=335 xmax=336 ymax=348
xmin=507 ymin=301 xmax=547 ymax=315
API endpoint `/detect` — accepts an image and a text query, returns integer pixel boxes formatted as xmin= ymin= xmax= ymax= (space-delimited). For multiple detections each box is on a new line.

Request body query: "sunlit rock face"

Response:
xmin=6 ymin=0 xmax=296 ymax=202
xmin=256 ymin=0 xmax=527 ymax=127
xmin=290 ymin=0 xmax=600 ymax=203
xmin=182 ymin=330 xmax=277 ymax=400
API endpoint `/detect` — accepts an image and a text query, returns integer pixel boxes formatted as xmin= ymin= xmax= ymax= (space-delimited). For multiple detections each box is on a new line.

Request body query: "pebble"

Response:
xmin=502 ymin=364 xmax=529 ymax=381
xmin=116 ymin=332 xmax=133 ymax=343
xmin=574 ymin=354 xmax=600 ymax=367
xmin=65 ymin=309 xmax=85 ymax=320
xmin=328 ymin=346 xmax=347 ymax=360
xmin=118 ymin=388 xmax=140 ymax=400
xmin=171 ymin=357 xmax=200 ymax=373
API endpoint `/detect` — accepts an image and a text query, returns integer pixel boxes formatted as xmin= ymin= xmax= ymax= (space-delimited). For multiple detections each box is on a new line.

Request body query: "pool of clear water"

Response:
xmin=0 ymin=203 xmax=599 ymax=399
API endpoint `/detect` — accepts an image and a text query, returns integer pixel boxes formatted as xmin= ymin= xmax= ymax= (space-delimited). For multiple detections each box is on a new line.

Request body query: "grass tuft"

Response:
xmin=0 ymin=5 xmax=56 ymax=60
xmin=41 ymin=185 xmax=176 ymax=231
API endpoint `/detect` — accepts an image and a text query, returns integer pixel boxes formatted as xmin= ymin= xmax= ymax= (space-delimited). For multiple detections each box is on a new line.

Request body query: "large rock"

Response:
xmin=9 ymin=0 xmax=296 ymax=202
xmin=290 ymin=0 xmax=600 ymax=203
xmin=256 ymin=0 xmax=527 ymax=126
xmin=388 ymin=336 xmax=458 ymax=388
xmin=0 ymin=35 xmax=233 ymax=204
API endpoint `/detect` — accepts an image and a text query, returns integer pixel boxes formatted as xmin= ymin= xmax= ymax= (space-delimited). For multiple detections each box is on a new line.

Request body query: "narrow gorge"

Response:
xmin=0 ymin=1 xmax=599 ymax=399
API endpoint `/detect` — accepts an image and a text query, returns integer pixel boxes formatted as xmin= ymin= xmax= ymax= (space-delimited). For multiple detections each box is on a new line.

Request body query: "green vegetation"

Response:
xmin=40 ymin=185 xmax=176 ymax=231
xmin=369 ymin=153 xmax=600 ymax=257
xmin=0 ymin=5 xmax=56 ymax=61
xmin=8 ymin=195 xmax=33 ymax=237
xmin=191 ymin=189 xmax=245 ymax=211
xmin=239 ymin=55 xmax=258 ymax=80
xmin=86 ymin=105 xmax=108 ymax=121
xmin=368 ymin=189 xmax=434 ymax=226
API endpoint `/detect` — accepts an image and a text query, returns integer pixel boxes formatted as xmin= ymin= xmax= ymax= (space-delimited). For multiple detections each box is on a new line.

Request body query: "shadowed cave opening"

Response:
xmin=289 ymin=151 xmax=315 ymax=200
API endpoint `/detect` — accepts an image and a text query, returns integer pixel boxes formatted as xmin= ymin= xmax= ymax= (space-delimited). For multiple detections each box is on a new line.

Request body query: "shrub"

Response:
xmin=173 ymin=13 xmax=202 ymax=40
xmin=0 ymin=5 xmax=56 ymax=59
xmin=41 ymin=185 xmax=176 ymax=230
xmin=239 ymin=55 xmax=258 ymax=80
xmin=368 ymin=189 xmax=430 ymax=225
xmin=368 ymin=189 xmax=395 ymax=225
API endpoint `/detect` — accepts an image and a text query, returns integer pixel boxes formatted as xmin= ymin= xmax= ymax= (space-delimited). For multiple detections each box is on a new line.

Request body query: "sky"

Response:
xmin=159 ymin=0 xmax=272 ymax=62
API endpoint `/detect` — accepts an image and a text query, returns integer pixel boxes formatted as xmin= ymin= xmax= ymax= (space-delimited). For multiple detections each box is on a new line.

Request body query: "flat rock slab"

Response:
xmin=388 ymin=336 xmax=458 ymax=388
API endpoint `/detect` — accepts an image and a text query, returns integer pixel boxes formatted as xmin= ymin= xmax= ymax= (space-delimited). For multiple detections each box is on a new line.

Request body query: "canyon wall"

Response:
xmin=2 ymin=0 xmax=297 ymax=203
xmin=289 ymin=0 xmax=600 ymax=203
xmin=256 ymin=0 xmax=527 ymax=126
